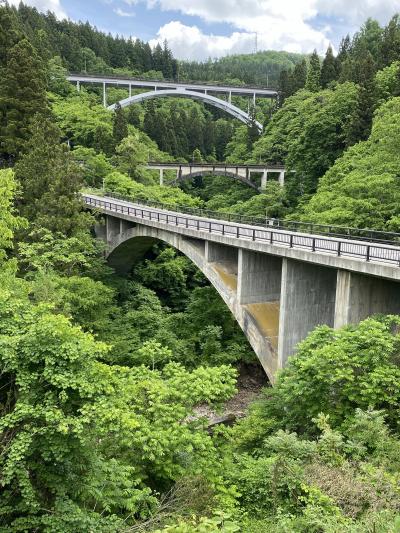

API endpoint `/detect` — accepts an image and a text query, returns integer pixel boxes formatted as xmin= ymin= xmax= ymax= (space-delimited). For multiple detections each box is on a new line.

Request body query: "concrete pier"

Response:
xmin=334 ymin=270 xmax=400 ymax=328
xmin=278 ymin=259 xmax=337 ymax=367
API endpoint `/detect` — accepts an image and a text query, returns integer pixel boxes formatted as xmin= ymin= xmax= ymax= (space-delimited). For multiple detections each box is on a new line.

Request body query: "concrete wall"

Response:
xmin=335 ymin=270 xmax=400 ymax=328
xmin=278 ymin=258 xmax=337 ymax=367
xmin=238 ymin=249 xmax=282 ymax=304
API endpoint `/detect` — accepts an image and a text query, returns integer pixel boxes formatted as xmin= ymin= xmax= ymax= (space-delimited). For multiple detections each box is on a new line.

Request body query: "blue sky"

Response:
xmin=9 ymin=0 xmax=400 ymax=60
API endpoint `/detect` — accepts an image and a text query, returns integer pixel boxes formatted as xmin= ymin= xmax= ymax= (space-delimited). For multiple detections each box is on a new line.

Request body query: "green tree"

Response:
xmin=112 ymin=102 xmax=128 ymax=146
xmin=0 ymin=169 xmax=26 ymax=263
xmin=0 ymin=38 xmax=47 ymax=161
xmin=305 ymin=50 xmax=321 ymax=92
xmin=115 ymin=133 xmax=149 ymax=177
xmin=296 ymin=96 xmax=400 ymax=230
xmin=15 ymin=114 xmax=92 ymax=236
xmin=320 ymin=45 xmax=338 ymax=88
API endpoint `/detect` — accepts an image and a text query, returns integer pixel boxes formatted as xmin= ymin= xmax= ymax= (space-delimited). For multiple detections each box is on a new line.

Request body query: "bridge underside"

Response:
xmin=108 ymin=88 xmax=263 ymax=131
xmin=99 ymin=215 xmax=400 ymax=383
xmin=171 ymin=170 xmax=259 ymax=190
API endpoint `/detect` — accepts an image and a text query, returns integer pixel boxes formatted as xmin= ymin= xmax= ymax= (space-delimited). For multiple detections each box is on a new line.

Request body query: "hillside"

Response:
xmin=180 ymin=50 xmax=307 ymax=87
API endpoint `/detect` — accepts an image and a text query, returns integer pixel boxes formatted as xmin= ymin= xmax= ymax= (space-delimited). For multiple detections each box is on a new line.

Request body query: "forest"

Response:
xmin=1 ymin=2 xmax=400 ymax=532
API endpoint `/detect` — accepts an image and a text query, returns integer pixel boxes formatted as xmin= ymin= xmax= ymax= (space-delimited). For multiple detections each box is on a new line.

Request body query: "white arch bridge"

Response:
xmin=67 ymin=74 xmax=278 ymax=132
xmin=84 ymin=193 xmax=400 ymax=383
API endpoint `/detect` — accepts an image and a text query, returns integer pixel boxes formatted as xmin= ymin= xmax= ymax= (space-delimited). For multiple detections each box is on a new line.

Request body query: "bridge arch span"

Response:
xmin=108 ymin=88 xmax=263 ymax=132
xmin=104 ymin=221 xmax=278 ymax=382
xmin=171 ymin=170 xmax=259 ymax=190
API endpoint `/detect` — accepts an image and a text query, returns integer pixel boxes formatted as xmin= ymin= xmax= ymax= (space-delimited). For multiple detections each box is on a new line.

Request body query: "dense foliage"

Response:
xmin=1 ymin=2 xmax=400 ymax=531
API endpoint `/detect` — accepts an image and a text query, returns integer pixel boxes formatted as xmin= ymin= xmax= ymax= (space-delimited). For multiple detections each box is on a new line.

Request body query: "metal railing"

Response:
xmin=83 ymin=194 xmax=400 ymax=267
xmin=98 ymin=191 xmax=400 ymax=245
xmin=68 ymin=72 xmax=277 ymax=91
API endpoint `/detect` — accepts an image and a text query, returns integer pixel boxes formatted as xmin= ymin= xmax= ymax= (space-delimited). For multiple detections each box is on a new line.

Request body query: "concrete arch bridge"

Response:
xmin=67 ymin=74 xmax=278 ymax=132
xmin=146 ymin=162 xmax=286 ymax=190
xmin=84 ymin=193 xmax=400 ymax=383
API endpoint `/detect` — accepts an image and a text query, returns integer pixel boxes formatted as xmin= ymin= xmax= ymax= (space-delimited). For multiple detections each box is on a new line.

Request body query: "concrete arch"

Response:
xmin=105 ymin=221 xmax=278 ymax=382
xmin=171 ymin=170 xmax=259 ymax=190
xmin=108 ymin=88 xmax=263 ymax=132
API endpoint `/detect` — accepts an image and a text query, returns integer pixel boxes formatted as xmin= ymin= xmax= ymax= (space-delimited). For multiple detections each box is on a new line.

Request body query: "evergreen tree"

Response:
xmin=305 ymin=50 xmax=321 ymax=92
xmin=320 ymin=45 xmax=338 ymax=88
xmin=0 ymin=5 xmax=21 ymax=68
xmin=290 ymin=59 xmax=307 ymax=93
xmin=278 ymin=69 xmax=291 ymax=104
xmin=346 ymin=51 xmax=377 ymax=145
xmin=380 ymin=15 xmax=400 ymax=67
xmin=112 ymin=102 xmax=128 ymax=146
xmin=0 ymin=38 xmax=47 ymax=162
xmin=246 ymin=105 xmax=260 ymax=151
xmin=15 ymin=114 xmax=91 ymax=236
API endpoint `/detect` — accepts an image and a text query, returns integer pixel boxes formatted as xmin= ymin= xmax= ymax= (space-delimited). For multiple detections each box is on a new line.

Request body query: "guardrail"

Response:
xmin=98 ymin=191 xmax=400 ymax=245
xmin=83 ymin=194 xmax=400 ymax=267
xmin=68 ymin=72 xmax=277 ymax=91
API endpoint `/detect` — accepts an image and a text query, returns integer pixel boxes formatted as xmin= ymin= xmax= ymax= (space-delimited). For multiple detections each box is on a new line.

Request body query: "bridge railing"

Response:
xmin=83 ymin=194 xmax=400 ymax=267
xmin=100 ymin=191 xmax=400 ymax=245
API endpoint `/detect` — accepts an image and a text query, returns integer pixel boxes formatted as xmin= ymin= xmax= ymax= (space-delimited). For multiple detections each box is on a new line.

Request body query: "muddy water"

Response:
xmin=245 ymin=302 xmax=280 ymax=349
xmin=212 ymin=263 xmax=238 ymax=291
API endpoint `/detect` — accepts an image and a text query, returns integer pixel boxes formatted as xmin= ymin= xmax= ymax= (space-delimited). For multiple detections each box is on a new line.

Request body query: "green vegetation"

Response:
xmin=1 ymin=2 xmax=400 ymax=531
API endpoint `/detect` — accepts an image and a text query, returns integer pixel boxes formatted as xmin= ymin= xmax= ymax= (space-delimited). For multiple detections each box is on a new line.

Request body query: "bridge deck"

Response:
xmin=84 ymin=193 xmax=400 ymax=280
xmin=67 ymin=73 xmax=278 ymax=97
xmin=146 ymin=162 xmax=285 ymax=171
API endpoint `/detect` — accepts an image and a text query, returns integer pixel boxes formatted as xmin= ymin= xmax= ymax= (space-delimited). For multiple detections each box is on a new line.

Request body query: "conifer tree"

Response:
xmin=290 ymin=59 xmax=307 ymax=93
xmin=346 ymin=51 xmax=377 ymax=145
xmin=247 ymin=105 xmax=260 ymax=151
xmin=112 ymin=102 xmax=128 ymax=146
xmin=320 ymin=45 xmax=338 ymax=88
xmin=0 ymin=38 xmax=47 ymax=162
xmin=278 ymin=69 xmax=290 ymax=104
xmin=305 ymin=50 xmax=321 ymax=92
xmin=15 ymin=114 xmax=91 ymax=237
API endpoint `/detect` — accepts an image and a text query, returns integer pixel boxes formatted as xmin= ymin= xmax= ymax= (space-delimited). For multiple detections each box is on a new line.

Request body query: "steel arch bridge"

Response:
xmin=67 ymin=74 xmax=277 ymax=132
xmin=108 ymin=88 xmax=264 ymax=131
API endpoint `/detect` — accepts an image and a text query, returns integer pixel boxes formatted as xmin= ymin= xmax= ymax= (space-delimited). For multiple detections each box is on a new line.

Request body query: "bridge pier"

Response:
xmin=261 ymin=171 xmax=268 ymax=190
xmin=334 ymin=270 xmax=400 ymax=328
xmin=159 ymin=168 xmax=164 ymax=186
xmin=278 ymin=259 xmax=337 ymax=367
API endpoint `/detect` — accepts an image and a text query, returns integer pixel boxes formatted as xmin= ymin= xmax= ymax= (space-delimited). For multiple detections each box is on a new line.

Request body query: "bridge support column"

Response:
xmin=278 ymin=259 xmax=337 ymax=367
xmin=129 ymin=84 xmax=132 ymax=98
xmin=76 ymin=80 xmax=80 ymax=92
xmin=261 ymin=171 xmax=268 ymax=190
xmin=159 ymin=168 xmax=164 ymax=186
xmin=334 ymin=270 xmax=400 ymax=329
xmin=279 ymin=171 xmax=285 ymax=186
xmin=238 ymin=250 xmax=281 ymax=305
xmin=103 ymin=82 xmax=107 ymax=107
xmin=106 ymin=215 xmax=120 ymax=243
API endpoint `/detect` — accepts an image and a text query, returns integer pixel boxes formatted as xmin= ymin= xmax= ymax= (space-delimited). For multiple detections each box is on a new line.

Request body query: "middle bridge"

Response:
xmin=145 ymin=162 xmax=286 ymax=190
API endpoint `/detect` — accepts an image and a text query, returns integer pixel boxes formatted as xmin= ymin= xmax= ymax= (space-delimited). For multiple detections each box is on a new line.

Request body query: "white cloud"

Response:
xmin=150 ymin=20 xmax=329 ymax=60
xmin=146 ymin=0 xmax=331 ymax=59
xmin=315 ymin=0 xmax=399 ymax=25
xmin=114 ymin=7 xmax=136 ymax=17
xmin=146 ymin=0 xmax=400 ymax=59
xmin=8 ymin=0 xmax=67 ymax=18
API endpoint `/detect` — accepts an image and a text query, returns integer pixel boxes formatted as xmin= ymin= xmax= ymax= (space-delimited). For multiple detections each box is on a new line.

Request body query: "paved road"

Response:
xmin=83 ymin=193 xmax=400 ymax=268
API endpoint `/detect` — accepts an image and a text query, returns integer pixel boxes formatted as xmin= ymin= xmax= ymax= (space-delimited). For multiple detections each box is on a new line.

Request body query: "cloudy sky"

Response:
xmin=9 ymin=0 xmax=400 ymax=60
